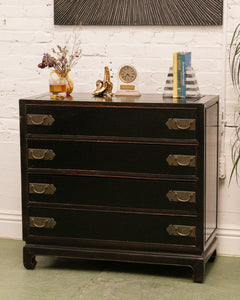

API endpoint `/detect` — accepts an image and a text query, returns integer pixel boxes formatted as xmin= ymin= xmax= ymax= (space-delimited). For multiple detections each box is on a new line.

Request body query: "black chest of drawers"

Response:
xmin=20 ymin=93 xmax=219 ymax=282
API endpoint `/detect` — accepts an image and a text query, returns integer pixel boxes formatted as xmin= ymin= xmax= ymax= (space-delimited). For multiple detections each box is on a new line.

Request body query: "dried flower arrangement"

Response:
xmin=38 ymin=28 xmax=82 ymax=76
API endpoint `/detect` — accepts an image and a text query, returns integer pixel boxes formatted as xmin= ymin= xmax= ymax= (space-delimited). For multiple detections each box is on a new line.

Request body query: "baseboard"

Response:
xmin=0 ymin=212 xmax=240 ymax=256
xmin=217 ymin=227 xmax=240 ymax=257
xmin=0 ymin=210 xmax=22 ymax=239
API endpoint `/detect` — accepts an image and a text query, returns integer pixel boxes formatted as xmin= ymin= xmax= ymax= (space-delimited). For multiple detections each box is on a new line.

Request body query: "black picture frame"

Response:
xmin=54 ymin=0 xmax=223 ymax=26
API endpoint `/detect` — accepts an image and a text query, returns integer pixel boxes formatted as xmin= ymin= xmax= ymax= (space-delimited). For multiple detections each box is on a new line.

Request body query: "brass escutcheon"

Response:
xmin=166 ymin=154 xmax=196 ymax=167
xmin=166 ymin=224 xmax=196 ymax=238
xmin=167 ymin=190 xmax=196 ymax=203
xmin=29 ymin=217 xmax=56 ymax=229
xmin=27 ymin=114 xmax=55 ymax=126
xmin=29 ymin=183 xmax=56 ymax=195
xmin=28 ymin=149 xmax=55 ymax=160
xmin=165 ymin=118 xmax=196 ymax=131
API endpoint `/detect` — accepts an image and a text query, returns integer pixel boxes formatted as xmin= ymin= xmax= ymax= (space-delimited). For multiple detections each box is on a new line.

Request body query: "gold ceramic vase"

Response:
xmin=64 ymin=70 xmax=74 ymax=96
xmin=51 ymin=70 xmax=73 ymax=96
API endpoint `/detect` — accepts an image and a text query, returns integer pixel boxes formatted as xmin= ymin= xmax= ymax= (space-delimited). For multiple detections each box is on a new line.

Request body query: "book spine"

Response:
xmin=177 ymin=52 xmax=181 ymax=97
xmin=185 ymin=52 xmax=191 ymax=68
xmin=181 ymin=54 xmax=186 ymax=98
xmin=173 ymin=52 xmax=178 ymax=98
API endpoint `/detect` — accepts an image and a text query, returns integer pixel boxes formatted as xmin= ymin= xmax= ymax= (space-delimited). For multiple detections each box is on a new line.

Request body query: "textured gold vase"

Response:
xmin=51 ymin=70 xmax=73 ymax=96
xmin=64 ymin=70 xmax=74 ymax=96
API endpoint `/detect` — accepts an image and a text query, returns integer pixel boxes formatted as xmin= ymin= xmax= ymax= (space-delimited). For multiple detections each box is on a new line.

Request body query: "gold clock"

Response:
xmin=119 ymin=65 xmax=137 ymax=83
xmin=115 ymin=65 xmax=141 ymax=97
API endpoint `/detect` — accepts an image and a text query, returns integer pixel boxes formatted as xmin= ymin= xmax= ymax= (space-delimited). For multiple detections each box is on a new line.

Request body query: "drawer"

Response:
xmin=27 ymin=139 xmax=198 ymax=176
xmin=28 ymin=174 xmax=198 ymax=212
xmin=28 ymin=207 xmax=198 ymax=246
xmin=26 ymin=105 xmax=197 ymax=139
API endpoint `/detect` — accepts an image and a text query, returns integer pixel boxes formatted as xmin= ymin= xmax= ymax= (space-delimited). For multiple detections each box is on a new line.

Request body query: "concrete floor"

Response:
xmin=0 ymin=238 xmax=240 ymax=300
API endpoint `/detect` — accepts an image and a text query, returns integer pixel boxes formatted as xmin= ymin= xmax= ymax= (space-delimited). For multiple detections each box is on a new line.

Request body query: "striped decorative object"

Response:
xmin=54 ymin=0 xmax=223 ymax=26
xmin=163 ymin=67 xmax=200 ymax=98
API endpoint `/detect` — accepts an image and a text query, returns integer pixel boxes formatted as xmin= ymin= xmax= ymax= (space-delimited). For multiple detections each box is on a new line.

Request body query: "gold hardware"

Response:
xmin=167 ymin=190 xmax=196 ymax=203
xmin=120 ymin=84 xmax=135 ymax=90
xmin=166 ymin=224 xmax=196 ymax=238
xmin=29 ymin=183 xmax=56 ymax=195
xmin=165 ymin=118 xmax=196 ymax=131
xmin=29 ymin=217 xmax=56 ymax=229
xmin=27 ymin=114 xmax=55 ymax=126
xmin=92 ymin=66 xmax=113 ymax=97
xmin=166 ymin=155 xmax=196 ymax=167
xmin=28 ymin=149 xmax=56 ymax=160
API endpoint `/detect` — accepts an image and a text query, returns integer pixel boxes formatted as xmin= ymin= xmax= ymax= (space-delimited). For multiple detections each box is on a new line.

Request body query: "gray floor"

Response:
xmin=1 ymin=238 xmax=240 ymax=300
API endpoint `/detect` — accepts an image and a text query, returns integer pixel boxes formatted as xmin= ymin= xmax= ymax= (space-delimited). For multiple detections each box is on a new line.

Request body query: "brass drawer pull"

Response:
xmin=166 ymin=118 xmax=196 ymax=131
xmin=29 ymin=183 xmax=56 ymax=195
xmin=28 ymin=149 xmax=55 ymax=160
xmin=167 ymin=225 xmax=196 ymax=238
xmin=166 ymin=154 xmax=196 ymax=167
xmin=167 ymin=190 xmax=196 ymax=203
xmin=27 ymin=114 xmax=55 ymax=126
xmin=29 ymin=217 xmax=56 ymax=229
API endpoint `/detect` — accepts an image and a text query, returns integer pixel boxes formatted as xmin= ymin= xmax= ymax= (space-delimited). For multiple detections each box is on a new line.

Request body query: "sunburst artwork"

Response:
xmin=54 ymin=0 xmax=223 ymax=26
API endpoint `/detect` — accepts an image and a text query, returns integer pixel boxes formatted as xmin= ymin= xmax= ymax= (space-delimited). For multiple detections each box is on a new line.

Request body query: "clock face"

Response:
xmin=119 ymin=65 xmax=137 ymax=83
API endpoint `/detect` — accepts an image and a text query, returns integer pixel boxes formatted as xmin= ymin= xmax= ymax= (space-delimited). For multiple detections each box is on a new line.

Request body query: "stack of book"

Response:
xmin=163 ymin=52 xmax=200 ymax=99
xmin=173 ymin=52 xmax=191 ymax=98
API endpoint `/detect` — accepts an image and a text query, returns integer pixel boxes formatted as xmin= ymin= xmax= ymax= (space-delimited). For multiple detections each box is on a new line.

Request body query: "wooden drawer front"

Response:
xmin=26 ymin=105 xmax=197 ymax=139
xmin=28 ymin=208 xmax=198 ymax=246
xmin=27 ymin=139 xmax=197 ymax=176
xmin=28 ymin=174 xmax=198 ymax=212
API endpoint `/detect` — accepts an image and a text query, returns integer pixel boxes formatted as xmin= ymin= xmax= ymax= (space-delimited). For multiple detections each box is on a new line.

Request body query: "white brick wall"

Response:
xmin=0 ymin=0 xmax=239 ymax=255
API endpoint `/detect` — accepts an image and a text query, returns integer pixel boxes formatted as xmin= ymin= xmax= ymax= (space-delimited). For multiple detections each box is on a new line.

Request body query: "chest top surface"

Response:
xmin=20 ymin=93 xmax=218 ymax=108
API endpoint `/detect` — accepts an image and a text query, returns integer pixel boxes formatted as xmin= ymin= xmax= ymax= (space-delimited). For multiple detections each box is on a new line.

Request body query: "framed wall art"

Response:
xmin=54 ymin=0 xmax=223 ymax=26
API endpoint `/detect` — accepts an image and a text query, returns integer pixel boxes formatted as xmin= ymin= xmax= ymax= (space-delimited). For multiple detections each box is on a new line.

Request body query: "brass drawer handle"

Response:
xmin=167 ymin=225 xmax=196 ymax=238
xmin=167 ymin=190 xmax=196 ymax=203
xmin=166 ymin=154 xmax=196 ymax=167
xmin=166 ymin=118 xmax=196 ymax=131
xmin=29 ymin=183 xmax=56 ymax=195
xmin=29 ymin=217 xmax=56 ymax=229
xmin=28 ymin=149 xmax=55 ymax=160
xmin=27 ymin=114 xmax=55 ymax=126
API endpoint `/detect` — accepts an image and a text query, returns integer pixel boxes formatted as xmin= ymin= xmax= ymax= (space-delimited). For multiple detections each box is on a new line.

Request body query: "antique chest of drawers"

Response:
xmin=19 ymin=93 xmax=219 ymax=282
